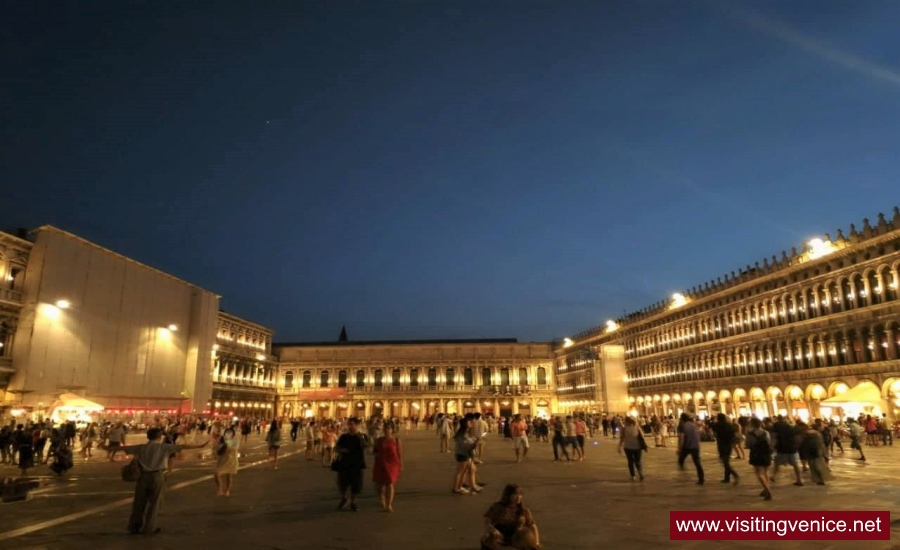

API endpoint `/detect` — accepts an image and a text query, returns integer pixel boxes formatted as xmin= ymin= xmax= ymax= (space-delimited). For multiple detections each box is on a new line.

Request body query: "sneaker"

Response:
xmin=454 ymin=488 xmax=470 ymax=495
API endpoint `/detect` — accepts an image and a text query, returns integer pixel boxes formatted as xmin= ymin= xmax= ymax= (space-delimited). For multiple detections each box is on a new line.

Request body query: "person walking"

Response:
xmin=712 ymin=413 xmax=739 ymax=485
xmin=847 ymin=418 xmax=867 ymax=461
xmin=677 ymin=413 xmax=704 ymax=485
xmin=745 ymin=417 xmax=773 ymax=500
xmin=214 ymin=428 xmax=239 ymax=497
xmin=107 ymin=422 xmax=126 ymax=462
xmin=265 ymin=419 xmax=282 ymax=470
xmin=372 ymin=422 xmax=403 ymax=512
xmin=124 ymin=428 xmax=208 ymax=535
xmin=617 ymin=416 xmax=646 ymax=481
xmin=510 ymin=414 xmax=529 ymax=463
xmin=335 ymin=418 xmax=368 ymax=511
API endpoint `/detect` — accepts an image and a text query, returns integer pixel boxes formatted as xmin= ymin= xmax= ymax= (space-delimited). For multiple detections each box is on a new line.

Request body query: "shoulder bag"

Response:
xmin=122 ymin=457 xmax=142 ymax=482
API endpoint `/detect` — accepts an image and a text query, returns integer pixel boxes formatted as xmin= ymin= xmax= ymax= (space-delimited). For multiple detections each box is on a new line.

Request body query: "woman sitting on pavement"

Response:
xmin=481 ymin=484 xmax=540 ymax=550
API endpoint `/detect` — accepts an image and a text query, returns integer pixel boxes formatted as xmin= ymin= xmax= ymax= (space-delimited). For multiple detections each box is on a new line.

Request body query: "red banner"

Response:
xmin=670 ymin=511 xmax=889 ymax=540
xmin=295 ymin=388 xmax=348 ymax=400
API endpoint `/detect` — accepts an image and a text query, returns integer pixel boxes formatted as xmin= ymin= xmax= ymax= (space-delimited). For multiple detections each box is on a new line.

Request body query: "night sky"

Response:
xmin=3 ymin=2 xmax=899 ymax=343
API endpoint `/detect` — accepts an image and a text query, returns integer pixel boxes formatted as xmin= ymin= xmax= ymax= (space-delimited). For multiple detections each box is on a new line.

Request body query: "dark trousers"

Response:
xmin=128 ymin=471 xmax=165 ymax=534
xmin=624 ymin=448 xmax=642 ymax=477
xmin=552 ymin=434 xmax=570 ymax=461
xmin=678 ymin=447 xmax=704 ymax=482
xmin=718 ymin=450 xmax=739 ymax=481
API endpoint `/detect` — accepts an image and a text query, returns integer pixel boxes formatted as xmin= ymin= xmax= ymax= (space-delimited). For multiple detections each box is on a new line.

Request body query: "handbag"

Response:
xmin=122 ymin=457 xmax=142 ymax=482
xmin=637 ymin=430 xmax=649 ymax=453
xmin=330 ymin=453 xmax=343 ymax=472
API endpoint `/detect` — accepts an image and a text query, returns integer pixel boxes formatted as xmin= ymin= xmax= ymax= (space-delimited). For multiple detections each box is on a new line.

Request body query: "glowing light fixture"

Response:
xmin=563 ymin=338 xmax=574 ymax=348
xmin=55 ymin=299 xmax=71 ymax=309
xmin=807 ymin=238 xmax=836 ymax=260
xmin=670 ymin=293 xmax=688 ymax=309
xmin=168 ymin=324 xmax=178 ymax=331
xmin=605 ymin=320 xmax=619 ymax=333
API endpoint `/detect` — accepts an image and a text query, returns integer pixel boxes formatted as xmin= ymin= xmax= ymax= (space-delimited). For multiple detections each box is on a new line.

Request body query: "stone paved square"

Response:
xmin=1 ymin=429 xmax=898 ymax=549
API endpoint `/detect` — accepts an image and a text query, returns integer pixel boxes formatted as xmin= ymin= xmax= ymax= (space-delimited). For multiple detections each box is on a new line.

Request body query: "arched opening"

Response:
xmin=464 ymin=367 xmax=473 ymax=386
xmin=749 ymin=387 xmax=766 ymax=417
xmin=806 ymin=384 xmax=827 ymax=419
xmin=355 ymin=370 xmax=365 ymax=387
xmin=500 ymin=368 xmax=510 ymax=386
xmin=284 ymin=371 xmax=294 ymax=389
xmin=537 ymin=367 xmax=547 ymax=386
xmin=785 ymin=385 xmax=806 ymax=420
xmin=338 ymin=370 xmax=347 ymax=387
xmin=518 ymin=367 xmax=528 ymax=385
xmin=409 ymin=368 xmax=419 ymax=387
xmin=482 ymin=368 xmax=492 ymax=386
xmin=320 ymin=371 xmax=330 ymax=387
xmin=428 ymin=368 xmax=438 ymax=387
xmin=766 ymin=386 xmax=783 ymax=417
xmin=374 ymin=369 xmax=383 ymax=387
xmin=302 ymin=370 xmax=311 ymax=388
xmin=391 ymin=369 xmax=401 ymax=387
xmin=446 ymin=368 xmax=455 ymax=386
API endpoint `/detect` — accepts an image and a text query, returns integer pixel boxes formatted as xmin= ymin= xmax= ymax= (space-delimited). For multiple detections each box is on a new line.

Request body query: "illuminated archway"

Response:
xmin=784 ymin=385 xmax=806 ymax=421
xmin=766 ymin=386 xmax=783 ymax=417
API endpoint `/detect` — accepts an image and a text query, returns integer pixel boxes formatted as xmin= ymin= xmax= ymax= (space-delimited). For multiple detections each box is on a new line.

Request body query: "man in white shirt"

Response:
xmin=473 ymin=412 xmax=489 ymax=464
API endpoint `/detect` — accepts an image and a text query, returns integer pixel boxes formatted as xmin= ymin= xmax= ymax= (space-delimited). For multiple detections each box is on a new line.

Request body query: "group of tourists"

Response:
xmin=614 ymin=411 xmax=882 ymax=503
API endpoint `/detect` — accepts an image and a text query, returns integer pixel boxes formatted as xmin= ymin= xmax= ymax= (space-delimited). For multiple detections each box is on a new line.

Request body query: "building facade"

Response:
xmin=555 ymin=208 xmax=900 ymax=421
xmin=210 ymin=311 xmax=277 ymax=418
xmin=274 ymin=339 xmax=556 ymax=420
xmin=2 ymin=226 xmax=220 ymax=419
xmin=0 ymin=230 xmax=31 ymax=390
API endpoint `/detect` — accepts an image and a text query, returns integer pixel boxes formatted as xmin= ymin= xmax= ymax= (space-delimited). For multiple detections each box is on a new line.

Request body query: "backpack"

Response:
xmin=747 ymin=430 xmax=770 ymax=463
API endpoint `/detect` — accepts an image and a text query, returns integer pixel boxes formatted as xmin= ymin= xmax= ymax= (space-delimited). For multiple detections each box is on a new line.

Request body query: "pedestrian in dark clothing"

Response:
xmin=712 ymin=413 xmax=739 ymax=485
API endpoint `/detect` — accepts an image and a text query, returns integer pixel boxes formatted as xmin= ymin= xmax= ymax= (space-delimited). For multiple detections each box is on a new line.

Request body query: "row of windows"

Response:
xmin=284 ymin=367 xmax=549 ymax=388
xmin=609 ymin=239 xmax=900 ymax=334
xmin=629 ymin=322 xmax=900 ymax=389
xmin=216 ymin=329 xmax=270 ymax=350
xmin=626 ymin=264 xmax=899 ymax=359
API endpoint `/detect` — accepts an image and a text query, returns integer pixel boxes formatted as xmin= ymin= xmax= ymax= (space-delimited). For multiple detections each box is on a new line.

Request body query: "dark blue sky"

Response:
xmin=3 ymin=1 xmax=899 ymax=343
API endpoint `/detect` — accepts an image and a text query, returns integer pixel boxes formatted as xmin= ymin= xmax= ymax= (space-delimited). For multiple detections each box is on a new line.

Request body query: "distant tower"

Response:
xmin=338 ymin=325 xmax=348 ymax=342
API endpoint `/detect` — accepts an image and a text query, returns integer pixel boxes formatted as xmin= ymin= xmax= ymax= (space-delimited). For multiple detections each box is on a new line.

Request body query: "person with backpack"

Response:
xmin=745 ymin=417 xmax=773 ymax=500
xmin=712 ymin=413 xmax=739 ymax=485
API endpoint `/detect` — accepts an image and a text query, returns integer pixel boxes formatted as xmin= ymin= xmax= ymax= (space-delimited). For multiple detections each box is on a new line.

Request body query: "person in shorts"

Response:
xmin=771 ymin=416 xmax=803 ymax=486
xmin=510 ymin=414 xmax=529 ymax=463
xmin=335 ymin=418 xmax=368 ymax=511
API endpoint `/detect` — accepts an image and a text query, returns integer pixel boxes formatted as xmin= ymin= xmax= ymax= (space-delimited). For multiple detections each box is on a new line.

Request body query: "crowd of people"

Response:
xmin=3 ymin=408 xmax=895 ymax=548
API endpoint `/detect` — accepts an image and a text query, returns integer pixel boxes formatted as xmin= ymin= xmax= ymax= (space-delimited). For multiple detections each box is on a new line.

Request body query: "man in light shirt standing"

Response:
xmin=511 ymin=414 xmax=529 ymax=463
xmin=473 ymin=412 xmax=489 ymax=464
xmin=124 ymin=428 xmax=208 ymax=535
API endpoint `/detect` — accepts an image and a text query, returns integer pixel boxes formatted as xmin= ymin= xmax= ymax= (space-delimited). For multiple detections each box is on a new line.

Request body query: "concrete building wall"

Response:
xmin=6 ymin=227 xmax=219 ymax=413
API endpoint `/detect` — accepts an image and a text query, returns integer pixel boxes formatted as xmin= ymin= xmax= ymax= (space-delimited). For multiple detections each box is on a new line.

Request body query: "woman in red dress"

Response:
xmin=373 ymin=422 xmax=404 ymax=512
